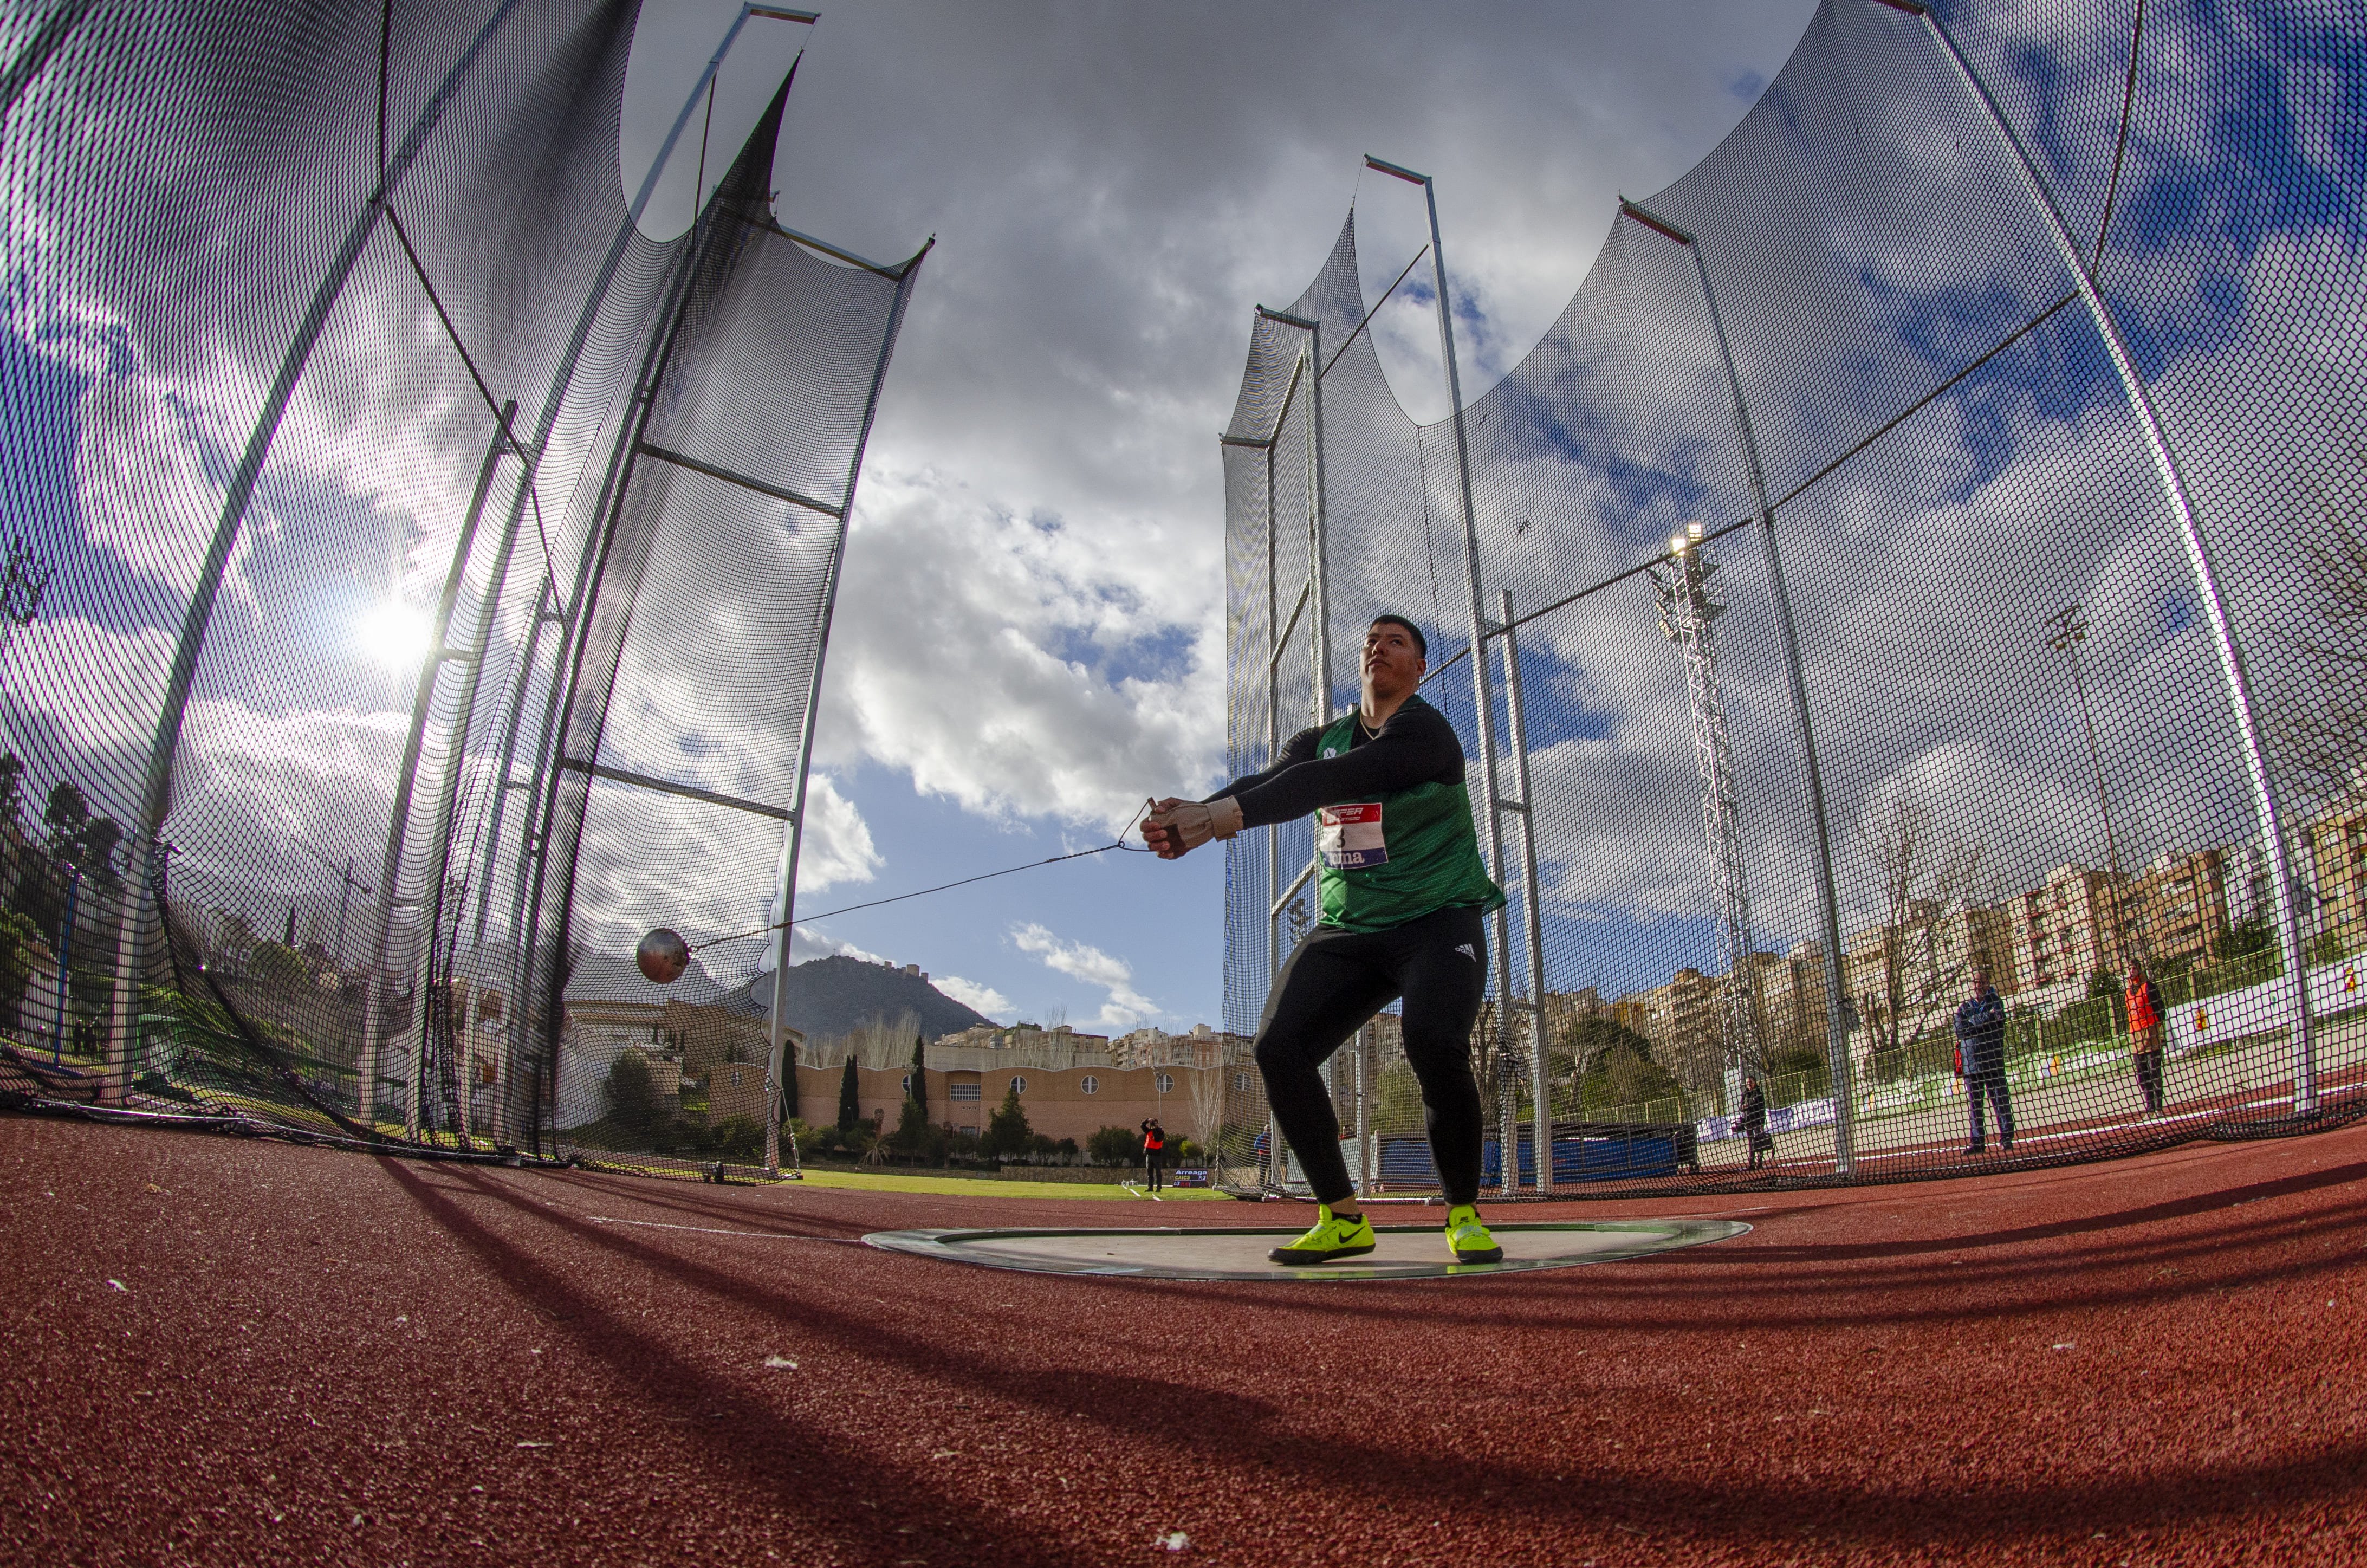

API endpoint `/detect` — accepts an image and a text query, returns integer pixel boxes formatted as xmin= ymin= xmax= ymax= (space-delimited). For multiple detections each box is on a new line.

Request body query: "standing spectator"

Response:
xmin=1954 ymin=968 xmax=2014 ymax=1155
xmin=1139 ymin=1117 xmax=1167 ymax=1193
xmin=2126 ymin=961 xmax=2166 ymax=1116
xmin=1736 ymin=1074 xmax=1771 ymax=1171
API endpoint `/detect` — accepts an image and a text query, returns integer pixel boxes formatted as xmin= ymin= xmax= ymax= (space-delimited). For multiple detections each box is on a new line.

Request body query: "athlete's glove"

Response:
xmin=1146 ymin=796 xmax=1242 ymax=859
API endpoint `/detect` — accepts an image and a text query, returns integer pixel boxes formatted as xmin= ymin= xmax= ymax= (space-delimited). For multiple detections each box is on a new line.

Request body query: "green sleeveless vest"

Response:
xmin=1311 ymin=703 xmax=1506 ymax=933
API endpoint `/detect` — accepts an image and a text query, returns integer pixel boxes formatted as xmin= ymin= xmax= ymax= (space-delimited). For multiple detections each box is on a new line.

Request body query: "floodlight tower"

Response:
xmin=1650 ymin=523 xmax=1758 ymax=1101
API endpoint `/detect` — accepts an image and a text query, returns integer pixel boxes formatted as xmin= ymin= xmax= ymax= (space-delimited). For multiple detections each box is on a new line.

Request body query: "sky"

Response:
xmin=610 ymin=0 xmax=1823 ymax=1032
xmin=7 ymin=0 xmax=2358 ymax=1054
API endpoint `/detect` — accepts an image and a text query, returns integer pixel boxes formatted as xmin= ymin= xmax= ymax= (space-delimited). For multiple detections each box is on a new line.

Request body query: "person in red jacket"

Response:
xmin=1139 ymin=1118 xmax=1168 ymax=1193
xmin=2126 ymin=961 xmax=2165 ymax=1115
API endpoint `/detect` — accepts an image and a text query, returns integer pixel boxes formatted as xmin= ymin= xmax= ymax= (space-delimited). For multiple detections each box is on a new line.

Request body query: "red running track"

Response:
xmin=3 ymin=1115 xmax=2362 ymax=1566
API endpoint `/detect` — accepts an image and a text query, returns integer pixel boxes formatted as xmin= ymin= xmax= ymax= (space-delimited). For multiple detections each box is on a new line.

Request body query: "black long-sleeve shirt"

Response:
xmin=1205 ymin=695 xmax=1465 ymax=831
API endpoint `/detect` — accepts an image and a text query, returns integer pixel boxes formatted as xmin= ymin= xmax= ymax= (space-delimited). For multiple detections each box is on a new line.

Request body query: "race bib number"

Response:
xmin=1317 ymin=802 xmax=1386 ymax=869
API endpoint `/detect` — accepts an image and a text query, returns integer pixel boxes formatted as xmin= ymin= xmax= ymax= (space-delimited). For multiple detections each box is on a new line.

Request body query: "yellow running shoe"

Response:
xmin=1266 ymin=1204 xmax=1377 ymax=1265
xmin=1444 ymin=1204 xmax=1502 ymax=1264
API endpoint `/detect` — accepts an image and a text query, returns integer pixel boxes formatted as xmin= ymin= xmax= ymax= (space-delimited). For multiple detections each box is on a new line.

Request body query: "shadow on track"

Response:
xmin=401 ymin=1160 xmax=2367 ymax=1553
xmin=379 ymin=1157 xmax=1105 ymax=1568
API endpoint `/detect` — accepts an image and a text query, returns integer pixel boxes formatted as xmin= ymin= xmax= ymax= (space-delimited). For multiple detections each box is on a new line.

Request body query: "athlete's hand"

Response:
xmin=1145 ymin=796 xmax=1242 ymax=859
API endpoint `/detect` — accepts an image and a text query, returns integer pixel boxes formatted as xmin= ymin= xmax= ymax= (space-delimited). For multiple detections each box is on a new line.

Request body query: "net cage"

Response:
xmin=1222 ymin=0 xmax=2367 ymax=1198
xmin=0 ymin=0 xmax=925 ymax=1177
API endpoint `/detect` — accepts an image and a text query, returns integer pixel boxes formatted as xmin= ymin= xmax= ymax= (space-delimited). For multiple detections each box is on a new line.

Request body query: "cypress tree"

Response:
xmin=909 ymin=1034 xmax=929 ymax=1120
xmin=836 ymin=1054 xmax=861 ymax=1131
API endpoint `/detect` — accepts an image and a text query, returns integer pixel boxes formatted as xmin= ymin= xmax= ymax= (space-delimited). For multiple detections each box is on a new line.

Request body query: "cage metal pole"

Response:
xmin=763 ymin=239 xmax=929 ymax=1177
xmin=461 ymin=214 xmax=645 ymax=954
xmin=107 ymin=0 xmax=531 ymax=1101
xmin=1254 ymin=313 xmax=1328 ymax=1194
xmin=1352 ymin=1025 xmax=1370 ymax=1195
xmin=1890 ymin=0 xmax=2317 ymax=1112
xmin=499 ymin=34 xmax=819 ymax=1153
xmin=356 ymin=405 xmax=519 ymax=1138
xmin=1300 ymin=327 xmax=1341 ymax=1123
xmin=1366 ymin=157 xmax=1519 ymax=1194
xmin=1620 ymin=195 xmax=1856 ymax=1173
xmin=1264 ymin=432 xmax=1284 ymax=1190
xmin=1499 ymin=590 xmax=1554 ymax=1194
xmin=1307 ymin=325 xmax=1335 ymax=726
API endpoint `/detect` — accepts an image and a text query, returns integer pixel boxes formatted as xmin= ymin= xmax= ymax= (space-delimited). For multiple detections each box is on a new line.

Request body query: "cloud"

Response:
xmin=931 ymin=973 xmax=1013 ymax=1021
xmin=788 ymin=924 xmax=887 ymax=966
xmin=1011 ymin=920 xmax=1157 ymax=1031
xmin=816 ymin=468 xmax=1226 ymax=828
xmin=794 ymin=775 xmax=880 ymax=892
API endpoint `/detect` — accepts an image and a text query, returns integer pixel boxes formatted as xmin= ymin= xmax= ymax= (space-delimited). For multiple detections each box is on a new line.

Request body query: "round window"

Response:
xmin=1156 ymin=1072 xmax=1173 ymax=1093
xmin=1080 ymin=1075 xmax=1098 ymax=1094
xmin=1010 ymin=1075 xmax=1027 ymax=1095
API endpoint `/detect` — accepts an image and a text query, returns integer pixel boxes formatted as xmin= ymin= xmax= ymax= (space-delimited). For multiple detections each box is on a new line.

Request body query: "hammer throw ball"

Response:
xmin=636 ymin=926 xmax=690 ymax=985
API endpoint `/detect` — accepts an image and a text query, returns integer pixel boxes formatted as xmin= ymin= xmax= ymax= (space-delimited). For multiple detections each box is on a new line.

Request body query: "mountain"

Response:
xmin=734 ymin=954 xmax=995 ymax=1042
xmin=563 ymin=949 xmax=732 ymax=1008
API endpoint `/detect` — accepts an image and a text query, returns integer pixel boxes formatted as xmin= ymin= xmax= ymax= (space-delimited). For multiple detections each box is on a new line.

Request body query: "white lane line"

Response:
xmin=585 ymin=1216 xmax=856 ymax=1242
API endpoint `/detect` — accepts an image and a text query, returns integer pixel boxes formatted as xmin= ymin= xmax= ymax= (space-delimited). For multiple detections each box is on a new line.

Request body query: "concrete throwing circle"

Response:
xmin=861 ymin=1219 xmax=1750 ymax=1281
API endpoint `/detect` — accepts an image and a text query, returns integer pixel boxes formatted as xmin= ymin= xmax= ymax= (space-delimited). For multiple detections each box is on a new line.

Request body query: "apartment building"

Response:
xmin=2126 ymin=847 xmax=2230 ymax=969
xmin=1111 ymin=1022 xmax=1253 ymax=1070
xmin=2019 ymin=864 xmax=2130 ymax=990
xmin=2307 ymin=793 xmax=2367 ymax=955
xmin=1756 ymin=942 xmax=1829 ymax=1059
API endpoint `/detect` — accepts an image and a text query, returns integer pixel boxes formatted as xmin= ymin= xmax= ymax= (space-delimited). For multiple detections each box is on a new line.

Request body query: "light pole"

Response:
xmin=297 ymin=839 xmax=372 ymax=972
xmin=2046 ymin=604 xmax=2128 ymax=972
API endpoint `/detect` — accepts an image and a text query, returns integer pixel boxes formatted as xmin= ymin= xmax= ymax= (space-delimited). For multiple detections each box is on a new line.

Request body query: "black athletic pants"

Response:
xmin=1253 ymin=903 xmax=1489 ymax=1208
xmin=1144 ymin=1151 xmax=1164 ymax=1190
xmin=2133 ymin=1051 xmax=2165 ymax=1113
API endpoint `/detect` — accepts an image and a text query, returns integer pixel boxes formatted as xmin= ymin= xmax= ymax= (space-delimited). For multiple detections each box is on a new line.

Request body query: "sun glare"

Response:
xmin=356 ymin=601 xmax=434 ymax=675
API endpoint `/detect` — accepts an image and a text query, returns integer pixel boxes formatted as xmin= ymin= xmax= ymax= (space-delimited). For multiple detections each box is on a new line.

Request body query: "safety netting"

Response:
xmin=1222 ymin=0 xmax=2367 ymax=1198
xmin=0 ymin=0 xmax=923 ymax=1177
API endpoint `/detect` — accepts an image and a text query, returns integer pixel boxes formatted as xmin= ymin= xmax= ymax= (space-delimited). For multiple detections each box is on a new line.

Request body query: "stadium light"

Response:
xmin=2046 ymin=602 xmax=2129 ymax=969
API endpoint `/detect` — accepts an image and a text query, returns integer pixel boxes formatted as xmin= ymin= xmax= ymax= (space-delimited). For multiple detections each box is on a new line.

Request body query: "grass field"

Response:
xmin=789 ymin=1168 xmax=1230 ymax=1201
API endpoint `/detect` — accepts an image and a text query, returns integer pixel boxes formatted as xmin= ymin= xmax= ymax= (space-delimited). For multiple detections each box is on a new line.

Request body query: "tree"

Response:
xmin=0 ymin=908 xmax=38 ymax=1028
xmin=980 ymin=1084 xmax=1032 ymax=1159
xmin=1763 ymin=1044 xmax=1830 ymax=1104
xmin=1186 ymin=1064 xmax=1225 ymax=1158
xmin=2279 ymin=452 xmax=2367 ymax=806
xmin=889 ymin=1096 xmax=941 ymax=1162
xmin=1854 ymin=792 xmax=1991 ymax=1073
xmin=1373 ymin=1061 xmax=1427 ymax=1136
xmin=0 ymin=753 xmax=22 ymax=824
xmin=41 ymin=779 xmax=87 ymax=850
xmin=1086 ymin=1124 xmax=1137 ymax=1167
xmin=605 ymin=1050 xmax=657 ymax=1138
xmin=250 ymin=941 xmax=307 ymax=993
xmin=909 ymin=1034 xmax=929 ymax=1120
xmin=836 ymin=1054 xmax=861 ymax=1131
xmin=1553 ymin=1014 xmax=1656 ymax=1087
xmin=75 ymin=815 xmax=121 ymax=877
xmin=1574 ymin=1034 xmax=1686 ymax=1120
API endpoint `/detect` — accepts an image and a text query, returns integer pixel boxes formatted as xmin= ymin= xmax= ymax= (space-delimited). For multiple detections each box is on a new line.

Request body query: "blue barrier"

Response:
xmin=1374 ymin=1133 xmax=1684 ymax=1188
